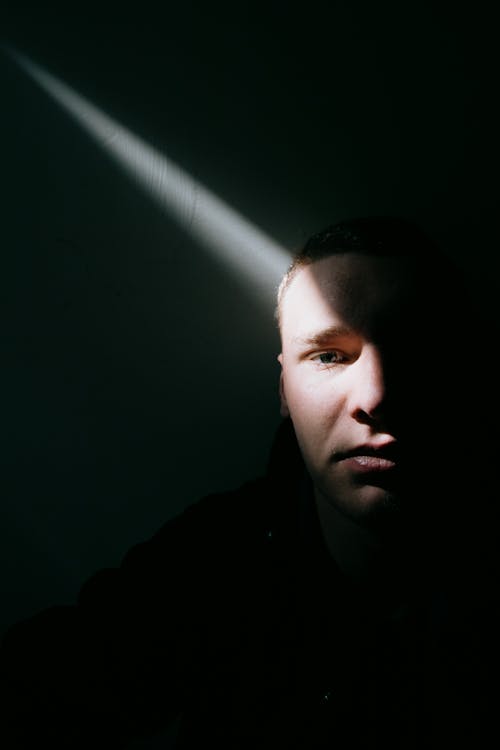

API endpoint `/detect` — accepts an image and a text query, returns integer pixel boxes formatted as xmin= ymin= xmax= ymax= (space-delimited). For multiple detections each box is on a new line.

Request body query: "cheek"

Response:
xmin=286 ymin=374 xmax=342 ymax=429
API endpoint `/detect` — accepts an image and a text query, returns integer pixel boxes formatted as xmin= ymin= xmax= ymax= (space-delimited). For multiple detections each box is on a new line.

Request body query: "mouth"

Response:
xmin=334 ymin=445 xmax=399 ymax=474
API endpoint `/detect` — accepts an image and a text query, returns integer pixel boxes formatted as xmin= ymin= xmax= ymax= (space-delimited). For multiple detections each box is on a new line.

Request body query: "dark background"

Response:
xmin=1 ymin=1 xmax=499 ymax=633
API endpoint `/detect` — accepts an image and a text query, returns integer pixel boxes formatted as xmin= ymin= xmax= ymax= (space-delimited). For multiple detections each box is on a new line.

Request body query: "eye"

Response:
xmin=312 ymin=350 xmax=347 ymax=366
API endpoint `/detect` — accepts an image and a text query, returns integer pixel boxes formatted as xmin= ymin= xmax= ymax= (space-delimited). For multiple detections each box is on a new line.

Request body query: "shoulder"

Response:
xmin=129 ymin=475 xmax=276 ymax=563
xmin=76 ymin=474 xmax=285 ymax=610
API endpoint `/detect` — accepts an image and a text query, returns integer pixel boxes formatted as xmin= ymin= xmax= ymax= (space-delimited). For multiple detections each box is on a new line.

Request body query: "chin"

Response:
xmin=331 ymin=483 xmax=403 ymax=527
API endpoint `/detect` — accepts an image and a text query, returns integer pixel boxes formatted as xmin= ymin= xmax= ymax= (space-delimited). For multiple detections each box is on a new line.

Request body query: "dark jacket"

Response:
xmin=1 ymin=420 xmax=498 ymax=748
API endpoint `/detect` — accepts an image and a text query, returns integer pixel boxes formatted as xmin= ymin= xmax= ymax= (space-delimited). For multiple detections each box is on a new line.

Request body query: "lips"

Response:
xmin=334 ymin=444 xmax=399 ymax=473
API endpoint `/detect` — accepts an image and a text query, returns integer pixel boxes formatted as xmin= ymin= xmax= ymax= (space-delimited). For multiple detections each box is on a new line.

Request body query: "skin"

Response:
xmin=277 ymin=252 xmax=450 ymax=578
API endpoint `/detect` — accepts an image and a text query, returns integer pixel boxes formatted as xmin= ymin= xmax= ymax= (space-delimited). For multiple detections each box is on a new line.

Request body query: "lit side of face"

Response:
xmin=278 ymin=253 xmax=417 ymax=525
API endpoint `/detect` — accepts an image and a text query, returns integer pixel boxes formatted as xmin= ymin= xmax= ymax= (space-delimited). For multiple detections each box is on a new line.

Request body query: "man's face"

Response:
xmin=278 ymin=252 xmax=445 ymax=526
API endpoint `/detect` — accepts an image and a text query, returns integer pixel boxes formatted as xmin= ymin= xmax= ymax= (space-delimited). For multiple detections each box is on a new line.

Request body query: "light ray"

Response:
xmin=7 ymin=48 xmax=291 ymax=303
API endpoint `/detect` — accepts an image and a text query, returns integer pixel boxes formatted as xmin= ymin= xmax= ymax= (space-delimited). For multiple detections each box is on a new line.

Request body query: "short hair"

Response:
xmin=275 ymin=216 xmax=446 ymax=325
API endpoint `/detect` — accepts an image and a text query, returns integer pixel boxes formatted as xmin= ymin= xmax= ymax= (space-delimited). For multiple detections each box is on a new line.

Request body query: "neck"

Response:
xmin=313 ymin=487 xmax=419 ymax=603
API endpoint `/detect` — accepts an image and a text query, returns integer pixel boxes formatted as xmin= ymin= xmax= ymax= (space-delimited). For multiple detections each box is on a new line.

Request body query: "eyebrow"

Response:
xmin=292 ymin=325 xmax=356 ymax=348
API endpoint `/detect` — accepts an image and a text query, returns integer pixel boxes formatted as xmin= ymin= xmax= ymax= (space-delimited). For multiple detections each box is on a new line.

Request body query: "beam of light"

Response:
xmin=7 ymin=48 xmax=292 ymax=303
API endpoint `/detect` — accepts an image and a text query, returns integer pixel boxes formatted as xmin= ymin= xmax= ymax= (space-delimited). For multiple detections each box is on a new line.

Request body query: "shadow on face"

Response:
xmin=307 ymin=252 xmax=483 ymax=451
xmin=279 ymin=249 xmax=497 ymax=546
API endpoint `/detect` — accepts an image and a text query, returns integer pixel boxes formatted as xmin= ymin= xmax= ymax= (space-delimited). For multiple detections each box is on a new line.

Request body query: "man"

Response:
xmin=1 ymin=217 xmax=498 ymax=748
xmin=276 ymin=219 xmax=490 ymax=584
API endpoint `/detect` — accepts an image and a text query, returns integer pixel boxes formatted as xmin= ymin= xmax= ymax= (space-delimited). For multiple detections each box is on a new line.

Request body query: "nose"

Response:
xmin=349 ymin=344 xmax=387 ymax=428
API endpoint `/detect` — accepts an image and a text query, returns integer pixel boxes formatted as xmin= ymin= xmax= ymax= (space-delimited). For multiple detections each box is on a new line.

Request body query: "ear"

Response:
xmin=277 ymin=353 xmax=290 ymax=417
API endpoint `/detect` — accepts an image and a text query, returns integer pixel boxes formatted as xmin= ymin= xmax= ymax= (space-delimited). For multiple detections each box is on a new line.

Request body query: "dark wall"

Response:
xmin=1 ymin=2 xmax=498 ymax=631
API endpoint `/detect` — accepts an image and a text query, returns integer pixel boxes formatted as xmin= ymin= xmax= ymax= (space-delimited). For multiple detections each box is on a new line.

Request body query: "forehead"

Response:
xmin=280 ymin=253 xmax=423 ymax=340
